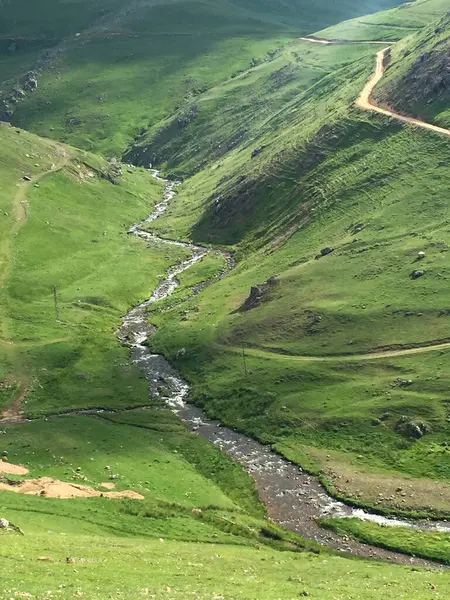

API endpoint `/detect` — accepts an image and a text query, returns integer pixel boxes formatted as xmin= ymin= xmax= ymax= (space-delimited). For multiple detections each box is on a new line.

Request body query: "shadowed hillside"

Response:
xmin=373 ymin=13 xmax=450 ymax=126
xmin=1 ymin=0 xmax=407 ymax=154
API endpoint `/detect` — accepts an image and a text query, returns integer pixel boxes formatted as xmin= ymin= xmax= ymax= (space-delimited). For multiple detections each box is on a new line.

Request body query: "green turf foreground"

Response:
xmin=1 ymin=532 xmax=449 ymax=600
xmin=320 ymin=517 xmax=450 ymax=565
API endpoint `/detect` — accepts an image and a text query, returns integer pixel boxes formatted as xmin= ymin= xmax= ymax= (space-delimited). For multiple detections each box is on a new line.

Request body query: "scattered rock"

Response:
xmin=352 ymin=223 xmax=365 ymax=234
xmin=392 ymin=378 xmax=413 ymax=388
xmin=238 ymin=276 xmax=278 ymax=311
xmin=315 ymin=247 xmax=334 ymax=259
xmin=417 ymin=251 xmax=426 ymax=260
xmin=396 ymin=418 xmax=431 ymax=439
xmin=251 ymin=145 xmax=266 ymax=158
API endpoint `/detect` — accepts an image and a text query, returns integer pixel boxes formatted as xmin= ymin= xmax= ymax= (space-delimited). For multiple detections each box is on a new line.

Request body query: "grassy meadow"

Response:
xmin=321 ymin=517 xmax=450 ymax=564
xmin=145 ymin=19 xmax=450 ymax=518
xmin=3 ymin=531 xmax=450 ymax=600
xmin=0 ymin=124 xmax=192 ymax=416
xmin=2 ymin=0 xmax=450 ymax=593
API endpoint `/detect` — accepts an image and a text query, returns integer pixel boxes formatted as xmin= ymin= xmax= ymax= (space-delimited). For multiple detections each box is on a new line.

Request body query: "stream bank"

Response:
xmin=118 ymin=171 xmax=449 ymax=568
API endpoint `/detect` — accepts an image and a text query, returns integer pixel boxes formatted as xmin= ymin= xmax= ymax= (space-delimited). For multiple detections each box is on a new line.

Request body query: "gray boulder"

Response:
xmin=239 ymin=277 xmax=278 ymax=311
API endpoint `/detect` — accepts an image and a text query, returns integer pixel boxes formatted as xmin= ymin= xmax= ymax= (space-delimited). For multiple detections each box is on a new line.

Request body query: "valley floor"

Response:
xmin=1 ymin=0 xmax=450 ymax=596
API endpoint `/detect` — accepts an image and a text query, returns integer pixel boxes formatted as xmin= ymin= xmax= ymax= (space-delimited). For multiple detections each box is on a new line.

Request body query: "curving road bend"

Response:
xmin=356 ymin=48 xmax=450 ymax=137
xmin=301 ymin=36 xmax=450 ymax=137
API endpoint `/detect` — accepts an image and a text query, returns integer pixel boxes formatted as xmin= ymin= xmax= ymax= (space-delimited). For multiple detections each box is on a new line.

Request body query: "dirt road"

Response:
xmin=356 ymin=48 xmax=450 ymax=137
xmin=300 ymin=36 xmax=387 ymax=45
xmin=222 ymin=338 xmax=450 ymax=364
xmin=301 ymin=37 xmax=450 ymax=137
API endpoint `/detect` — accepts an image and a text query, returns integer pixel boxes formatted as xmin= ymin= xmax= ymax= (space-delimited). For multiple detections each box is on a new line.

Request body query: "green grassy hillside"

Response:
xmin=2 ymin=0 xmax=450 ymax=595
xmin=141 ymin=6 xmax=450 ymax=519
xmin=373 ymin=13 xmax=450 ymax=127
xmin=0 ymin=0 xmax=407 ymax=155
xmin=0 ymin=123 xmax=193 ymax=417
xmin=315 ymin=0 xmax=450 ymax=41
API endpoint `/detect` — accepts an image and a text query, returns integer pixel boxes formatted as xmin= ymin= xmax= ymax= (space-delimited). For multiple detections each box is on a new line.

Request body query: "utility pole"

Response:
xmin=242 ymin=343 xmax=248 ymax=377
xmin=53 ymin=286 xmax=59 ymax=322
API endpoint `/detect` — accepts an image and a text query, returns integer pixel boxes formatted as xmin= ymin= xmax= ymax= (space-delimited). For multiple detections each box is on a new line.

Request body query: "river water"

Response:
xmin=117 ymin=171 xmax=450 ymax=566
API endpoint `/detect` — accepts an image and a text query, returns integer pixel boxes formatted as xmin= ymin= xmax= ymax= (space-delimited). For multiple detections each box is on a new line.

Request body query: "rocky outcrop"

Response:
xmin=0 ymin=71 xmax=39 ymax=122
xmin=238 ymin=276 xmax=277 ymax=311
xmin=315 ymin=247 xmax=334 ymax=260
xmin=396 ymin=417 xmax=431 ymax=439
xmin=373 ymin=14 xmax=450 ymax=122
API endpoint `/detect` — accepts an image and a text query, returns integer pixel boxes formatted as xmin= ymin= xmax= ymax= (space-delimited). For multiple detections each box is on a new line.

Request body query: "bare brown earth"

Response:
xmin=0 ymin=476 xmax=144 ymax=500
xmin=100 ymin=482 xmax=116 ymax=489
xmin=328 ymin=463 xmax=450 ymax=513
xmin=0 ymin=460 xmax=142 ymax=499
xmin=356 ymin=47 xmax=450 ymax=137
xmin=0 ymin=460 xmax=29 ymax=475
xmin=305 ymin=448 xmax=450 ymax=513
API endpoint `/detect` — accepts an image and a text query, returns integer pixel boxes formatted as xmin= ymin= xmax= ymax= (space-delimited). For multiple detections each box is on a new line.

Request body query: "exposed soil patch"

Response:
xmin=325 ymin=462 xmax=450 ymax=514
xmin=0 ymin=461 xmax=29 ymax=475
xmin=100 ymin=482 xmax=116 ymax=489
xmin=0 ymin=476 xmax=143 ymax=500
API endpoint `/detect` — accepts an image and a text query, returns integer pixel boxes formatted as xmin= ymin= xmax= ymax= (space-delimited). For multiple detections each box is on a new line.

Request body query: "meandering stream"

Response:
xmin=118 ymin=171 xmax=450 ymax=567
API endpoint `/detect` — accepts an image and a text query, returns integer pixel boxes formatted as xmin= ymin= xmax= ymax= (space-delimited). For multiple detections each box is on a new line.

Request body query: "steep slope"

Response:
xmin=0 ymin=123 xmax=191 ymax=417
xmin=315 ymin=0 xmax=450 ymax=41
xmin=2 ymin=0 xmax=450 ymax=588
xmin=373 ymin=13 xmax=450 ymax=127
xmin=140 ymin=10 xmax=450 ymax=524
xmin=0 ymin=0 xmax=407 ymax=154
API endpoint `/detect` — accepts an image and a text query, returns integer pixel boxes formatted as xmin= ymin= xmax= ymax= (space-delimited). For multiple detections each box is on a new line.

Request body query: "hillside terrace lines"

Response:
xmin=300 ymin=36 xmax=389 ymax=45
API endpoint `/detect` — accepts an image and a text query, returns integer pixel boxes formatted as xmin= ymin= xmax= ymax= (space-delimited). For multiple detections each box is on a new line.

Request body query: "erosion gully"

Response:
xmin=115 ymin=171 xmax=450 ymax=568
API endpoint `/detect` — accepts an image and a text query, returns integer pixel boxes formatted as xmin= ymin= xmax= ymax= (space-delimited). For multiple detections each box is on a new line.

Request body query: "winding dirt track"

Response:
xmin=221 ymin=339 xmax=450 ymax=364
xmin=356 ymin=47 xmax=450 ymax=137
xmin=0 ymin=157 xmax=71 ymax=422
xmin=301 ymin=36 xmax=450 ymax=136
